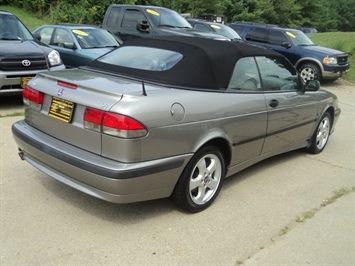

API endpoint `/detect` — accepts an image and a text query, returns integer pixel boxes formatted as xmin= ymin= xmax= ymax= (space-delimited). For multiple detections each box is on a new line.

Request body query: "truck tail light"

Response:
xmin=84 ymin=107 xmax=147 ymax=138
xmin=23 ymin=85 xmax=44 ymax=109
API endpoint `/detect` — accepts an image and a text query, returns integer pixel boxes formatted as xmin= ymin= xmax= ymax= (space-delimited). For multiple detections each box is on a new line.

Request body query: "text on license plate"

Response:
xmin=48 ymin=97 xmax=75 ymax=123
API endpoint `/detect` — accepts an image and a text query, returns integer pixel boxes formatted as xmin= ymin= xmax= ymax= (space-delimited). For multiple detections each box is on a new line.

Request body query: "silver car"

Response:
xmin=12 ymin=36 xmax=341 ymax=213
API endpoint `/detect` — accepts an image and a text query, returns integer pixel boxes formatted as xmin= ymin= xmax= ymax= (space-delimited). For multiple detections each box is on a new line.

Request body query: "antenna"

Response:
xmin=142 ymin=80 xmax=147 ymax=96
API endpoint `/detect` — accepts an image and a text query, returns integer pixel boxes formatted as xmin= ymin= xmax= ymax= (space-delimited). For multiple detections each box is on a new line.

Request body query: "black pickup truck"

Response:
xmin=102 ymin=5 xmax=229 ymax=41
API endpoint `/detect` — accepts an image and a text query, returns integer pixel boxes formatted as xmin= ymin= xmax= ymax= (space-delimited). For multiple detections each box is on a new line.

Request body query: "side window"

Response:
xmin=194 ymin=23 xmax=211 ymax=32
xmin=268 ymin=30 xmax=289 ymax=45
xmin=230 ymin=25 xmax=244 ymax=35
xmin=121 ymin=9 xmax=146 ymax=29
xmin=227 ymin=57 xmax=261 ymax=91
xmin=52 ymin=29 xmax=73 ymax=47
xmin=37 ymin=27 xmax=54 ymax=45
xmin=106 ymin=7 xmax=121 ymax=28
xmin=0 ymin=14 xmax=33 ymax=40
xmin=255 ymin=56 xmax=299 ymax=91
xmin=245 ymin=27 xmax=268 ymax=43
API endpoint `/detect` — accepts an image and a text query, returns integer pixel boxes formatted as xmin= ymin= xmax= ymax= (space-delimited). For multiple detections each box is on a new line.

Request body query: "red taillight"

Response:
xmin=103 ymin=113 xmax=145 ymax=130
xmin=57 ymin=80 xmax=77 ymax=89
xmin=84 ymin=107 xmax=147 ymax=138
xmin=84 ymin=108 xmax=104 ymax=125
xmin=84 ymin=108 xmax=104 ymax=132
xmin=23 ymin=85 xmax=44 ymax=104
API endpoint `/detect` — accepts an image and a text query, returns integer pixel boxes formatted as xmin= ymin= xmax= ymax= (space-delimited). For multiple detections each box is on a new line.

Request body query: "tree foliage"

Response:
xmin=1 ymin=0 xmax=354 ymax=31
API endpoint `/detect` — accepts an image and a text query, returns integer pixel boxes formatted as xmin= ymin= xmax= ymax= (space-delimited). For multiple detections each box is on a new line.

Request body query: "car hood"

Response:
xmin=300 ymin=44 xmax=347 ymax=56
xmin=159 ymin=27 xmax=230 ymax=40
xmin=0 ymin=40 xmax=52 ymax=57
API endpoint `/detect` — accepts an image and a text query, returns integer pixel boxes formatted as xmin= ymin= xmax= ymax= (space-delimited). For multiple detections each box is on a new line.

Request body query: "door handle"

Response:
xmin=269 ymin=99 xmax=279 ymax=108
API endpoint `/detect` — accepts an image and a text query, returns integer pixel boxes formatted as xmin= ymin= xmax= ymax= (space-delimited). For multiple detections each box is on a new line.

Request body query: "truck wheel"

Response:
xmin=172 ymin=146 xmax=225 ymax=213
xmin=299 ymin=63 xmax=321 ymax=82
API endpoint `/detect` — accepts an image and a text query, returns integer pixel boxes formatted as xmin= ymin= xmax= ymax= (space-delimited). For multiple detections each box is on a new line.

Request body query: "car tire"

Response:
xmin=172 ymin=146 xmax=225 ymax=213
xmin=299 ymin=63 xmax=321 ymax=82
xmin=307 ymin=112 xmax=332 ymax=154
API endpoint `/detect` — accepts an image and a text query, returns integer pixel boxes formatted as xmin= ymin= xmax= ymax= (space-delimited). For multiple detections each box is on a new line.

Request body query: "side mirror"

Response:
xmin=63 ymin=42 xmax=75 ymax=49
xmin=136 ymin=20 xmax=150 ymax=33
xmin=305 ymin=79 xmax=320 ymax=91
xmin=281 ymin=42 xmax=291 ymax=48
xmin=33 ymin=33 xmax=41 ymax=42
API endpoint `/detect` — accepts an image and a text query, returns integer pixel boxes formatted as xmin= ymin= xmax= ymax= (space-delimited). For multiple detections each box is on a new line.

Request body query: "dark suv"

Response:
xmin=0 ymin=10 xmax=65 ymax=95
xmin=229 ymin=22 xmax=349 ymax=82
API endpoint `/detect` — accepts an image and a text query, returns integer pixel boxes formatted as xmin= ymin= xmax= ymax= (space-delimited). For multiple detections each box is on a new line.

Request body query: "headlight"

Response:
xmin=47 ymin=50 xmax=62 ymax=66
xmin=323 ymin=56 xmax=337 ymax=65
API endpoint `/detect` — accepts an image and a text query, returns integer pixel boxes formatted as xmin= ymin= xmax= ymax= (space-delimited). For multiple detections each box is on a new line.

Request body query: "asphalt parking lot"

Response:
xmin=1 ymin=80 xmax=354 ymax=265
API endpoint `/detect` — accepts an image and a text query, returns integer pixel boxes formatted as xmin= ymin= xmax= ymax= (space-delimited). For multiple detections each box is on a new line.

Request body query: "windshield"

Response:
xmin=286 ymin=30 xmax=315 ymax=46
xmin=0 ymin=13 xmax=34 ymax=40
xmin=210 ymin=24 xmax=241 ymax=40
xmin=145 ymin=8 xmax=192 ymax=28
xmin=73 ymin=28 xmax=119 ymax=49
xmin=97 ymin=46 xmax=183 ymax=71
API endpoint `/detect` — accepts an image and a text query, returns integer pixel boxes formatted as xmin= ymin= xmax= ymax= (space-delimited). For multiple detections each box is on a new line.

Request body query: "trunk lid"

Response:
xmin=25 ymin=68 xmax=145 ymax=155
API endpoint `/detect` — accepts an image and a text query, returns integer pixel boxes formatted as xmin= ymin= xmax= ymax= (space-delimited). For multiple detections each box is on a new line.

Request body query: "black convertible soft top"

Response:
xmin=89 ymin=36 xmax=282 ymax=90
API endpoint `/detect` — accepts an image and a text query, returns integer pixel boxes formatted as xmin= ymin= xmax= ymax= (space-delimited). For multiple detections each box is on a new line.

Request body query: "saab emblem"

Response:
xmin=57 ymin=88 xmax=64 ymax=96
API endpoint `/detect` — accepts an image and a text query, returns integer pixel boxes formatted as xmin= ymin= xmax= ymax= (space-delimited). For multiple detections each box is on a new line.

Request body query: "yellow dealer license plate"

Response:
xmin=48 ymin=97 xmax=75 ymax=123
xmin=21 ymin=76 xmax=32 ymax=88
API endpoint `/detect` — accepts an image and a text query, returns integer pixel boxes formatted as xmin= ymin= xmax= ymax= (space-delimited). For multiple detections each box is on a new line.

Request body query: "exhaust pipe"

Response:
xmin=18 ymin=148 xmax=25 ymax=160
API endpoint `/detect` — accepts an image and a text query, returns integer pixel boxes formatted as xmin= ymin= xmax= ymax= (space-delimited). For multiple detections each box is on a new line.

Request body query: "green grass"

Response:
xmin=0 ymin=111 xmax=24 ymax=118
xmin=296 ymin=187 xmax=355 ymax=223
xmin=0 ymin=5 xmax=51 ymax=30
xmin=308 ymin=32 xmax=355 ymax=57
xmin=307 ymin=32 xmax=355 ymax=82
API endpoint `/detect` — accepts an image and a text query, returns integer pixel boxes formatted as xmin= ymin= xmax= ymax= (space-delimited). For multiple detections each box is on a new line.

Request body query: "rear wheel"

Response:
xmin=299 ymin=63 xmax=321 ymax=82
xmin=172 ymin=146 xmax=225 ymax=213
xmin=307 ymin=112 xmax=332 ymax=154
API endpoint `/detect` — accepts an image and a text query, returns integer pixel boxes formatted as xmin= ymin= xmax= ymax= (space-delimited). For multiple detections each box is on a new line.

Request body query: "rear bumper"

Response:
xmin=12 ymin=120 xmax=191 ymax=203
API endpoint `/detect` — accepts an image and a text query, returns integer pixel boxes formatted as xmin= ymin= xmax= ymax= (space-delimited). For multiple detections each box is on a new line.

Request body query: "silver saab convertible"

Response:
xmin=12 ymin=36 xmax=341 ymax=213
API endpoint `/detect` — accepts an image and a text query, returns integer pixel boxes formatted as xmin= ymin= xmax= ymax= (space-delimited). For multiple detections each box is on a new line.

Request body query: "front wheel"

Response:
xmin=307 ymin=112 xmax=332 ymax=154
xmin=172 ymin=146 xmax=225 ymax=213
xmin=298 ymin=63 xmax=321 ymax=82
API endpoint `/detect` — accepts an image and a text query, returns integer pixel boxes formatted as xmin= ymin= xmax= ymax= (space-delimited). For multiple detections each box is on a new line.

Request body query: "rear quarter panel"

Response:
xmin=105 ymin=88 xmax=268 ymax=165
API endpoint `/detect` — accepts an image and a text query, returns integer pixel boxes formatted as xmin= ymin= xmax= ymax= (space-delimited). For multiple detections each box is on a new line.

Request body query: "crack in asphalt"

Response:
xmin=305 ymin=154 xmax=355 ymax=171
xmin=236 ymin=188 xmax=355 ymax=266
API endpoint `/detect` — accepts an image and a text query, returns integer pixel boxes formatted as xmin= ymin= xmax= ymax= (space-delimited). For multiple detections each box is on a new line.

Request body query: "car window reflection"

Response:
xmin=227 ymin=57 xmax=261 ymax=91
xmin=255 ymin=56 xmax=299 ymax=91
xmin=98 ymin=46 xmax=183 ymax=71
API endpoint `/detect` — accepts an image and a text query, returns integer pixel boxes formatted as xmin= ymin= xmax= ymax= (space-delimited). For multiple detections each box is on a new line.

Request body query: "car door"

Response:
xmin=245 ymin=27 xmax=268 ymax=44
xmin=51 ymin=28 xmax=76 ymax=66
xmin=226 ymin=57 xmax=268 ymax=165
xmin=256 ymin=56 xmax=319 ymax=154
xmin=266 ymin=29 xmax=300 ymax=65
xmin=119 ymin=8 xmax=151 ymax=40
